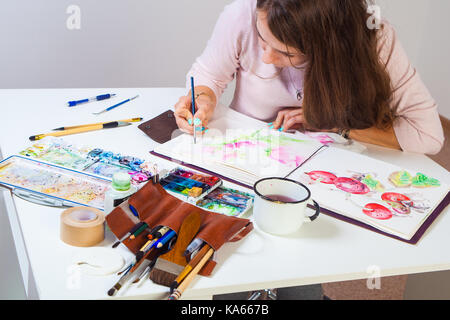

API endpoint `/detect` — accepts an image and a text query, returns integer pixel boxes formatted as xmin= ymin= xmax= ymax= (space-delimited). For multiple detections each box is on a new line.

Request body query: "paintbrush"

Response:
xmin=52 ymin=117 xmax=143 ymax=131
xmin=168 ymin=247 xmax=214 ymax=300
xmin=29 ymin=121 xmax=131 ymax=141
xmin=170 ymin=244 xmax=210 ymax=293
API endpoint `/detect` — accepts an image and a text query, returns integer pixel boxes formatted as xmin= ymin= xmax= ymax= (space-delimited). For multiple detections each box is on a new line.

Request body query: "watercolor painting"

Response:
xmin=201 ymin=129 xmax=317 ymax=168
xmin=303 ymin=169 xmax=440 ymax=222
xmin=154 ymin=129 xmax=324 ymax=186
xmin=287 ymin=144 xmax=450 ymax=240
xmin=0 ymin=156 xmax=110 ymax=209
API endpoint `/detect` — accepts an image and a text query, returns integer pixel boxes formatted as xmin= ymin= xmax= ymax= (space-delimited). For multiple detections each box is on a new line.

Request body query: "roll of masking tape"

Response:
xmin=60 ymin=207 xmax=105 ymax=247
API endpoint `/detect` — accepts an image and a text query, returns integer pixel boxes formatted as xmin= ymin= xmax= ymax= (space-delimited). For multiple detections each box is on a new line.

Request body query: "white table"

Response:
xmin=0 ymin=88 xmax=449 ymax=300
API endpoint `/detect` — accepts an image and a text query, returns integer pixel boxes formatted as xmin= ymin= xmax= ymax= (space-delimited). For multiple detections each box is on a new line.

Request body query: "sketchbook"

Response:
xmin=151 ymin=124 xmax=449 ymax=243
xmin=152 ymin=127 xmax=325 ymax=187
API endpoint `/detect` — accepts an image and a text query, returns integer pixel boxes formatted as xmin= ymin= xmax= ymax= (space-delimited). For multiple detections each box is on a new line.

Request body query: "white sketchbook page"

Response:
xmin=154 ymin=106 xmax=366 ymax=186
xmin=291 ymin=147 xmax=450 ymax=240
xmin=153 ymin=128 xmax=325 ymax=186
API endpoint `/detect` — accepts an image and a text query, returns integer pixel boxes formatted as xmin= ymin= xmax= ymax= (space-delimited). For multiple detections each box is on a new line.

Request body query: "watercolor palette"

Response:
xmin=19 ymin=137 xmax=158 ymax=185
xmin=196 ymin=187 xmax=254 ymax=217
xmin=0 ymin=156 xmax=111 ymax=210
xmin=159 ymin=167 xmax=222 ymax=201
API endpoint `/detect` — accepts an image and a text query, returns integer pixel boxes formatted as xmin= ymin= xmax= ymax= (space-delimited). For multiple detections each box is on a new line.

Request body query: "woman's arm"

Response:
xmin=186 ymin=0 xmax=251 ymax=104
xmin=378 ymin=22 xmax=444 ymax=155
xmin=175 ymin=0 xmax=251 ymax=134
xmin=348 ymin=126 xmax=401 ymax=150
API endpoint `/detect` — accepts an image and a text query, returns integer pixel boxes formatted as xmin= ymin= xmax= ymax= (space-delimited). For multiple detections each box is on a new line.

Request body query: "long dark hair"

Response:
xmin=257 ymin=0 xmax=395 ymax=130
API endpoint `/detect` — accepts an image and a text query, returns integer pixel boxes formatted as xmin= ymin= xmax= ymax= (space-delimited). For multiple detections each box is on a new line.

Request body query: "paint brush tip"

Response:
xmin=107 ymin=288 xmax=116 ymax=296
xmin=169 ymin=282 xmax=178 ymax=294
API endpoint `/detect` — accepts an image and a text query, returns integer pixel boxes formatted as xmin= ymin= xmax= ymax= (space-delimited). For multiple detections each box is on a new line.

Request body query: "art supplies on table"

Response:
xmin=105 ymin=180 xmax=253 ymax=298
xmin=60 ymin=207 xmax=105 ymax=247
xmin=92 ymin=95 xmax=139 ymax=115
xmin=53 ymin=117 xmax=143 ymax=131
xmin=67 ymin=93 xmax=116 ymax=107
xmin=104 ymin=172 xmax=138 ymax=215
xmin=19 ymin=137 xmax=158 ymax=185
xmin=159 ymin=167 xmax=222 ymax=202
xmin=150 ymin=128 xmax=449 ymax=244
xmin=196 ymin=186 xmax=254 ymax=217
xmin=190 ymin=77 xmax=197 ymax=145
xmin=29 ymin=121 xmax=132 ymax=141
xmin=0 ymin=156 xmax=110 ymax=210
xmin=20 ymin=137 xmax=96 ymax=171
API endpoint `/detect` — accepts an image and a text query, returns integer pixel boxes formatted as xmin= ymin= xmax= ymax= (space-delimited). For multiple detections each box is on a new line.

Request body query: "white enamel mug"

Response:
xmin=253 ymin=177 xmax=320 ymax=235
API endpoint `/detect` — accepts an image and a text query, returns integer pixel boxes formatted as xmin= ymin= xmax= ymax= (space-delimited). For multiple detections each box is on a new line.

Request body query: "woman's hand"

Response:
xmin=174 ymin=86 xmax=216 ymax=135
xmin=271 ymin=107 xmax=306 ymax=132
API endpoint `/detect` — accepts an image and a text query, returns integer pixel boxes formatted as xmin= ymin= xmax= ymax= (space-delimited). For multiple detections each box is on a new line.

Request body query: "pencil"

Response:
xmin=129 ymin=222 xmax=150 ymax=240
xmin=52 ymin=117 xmax=143 ymax=131
xmin=29 ymin=121 xmax=131 ymax=141
xmin=168 ymin=247 xmax=214 ymax=300
xmin=112 ymin=221 xmax=146 ymax=248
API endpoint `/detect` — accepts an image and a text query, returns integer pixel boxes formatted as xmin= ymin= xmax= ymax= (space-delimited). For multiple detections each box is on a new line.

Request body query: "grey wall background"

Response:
xmin=0 ymin=0 xmax=449 ymax=117
xmin=0 ymin=0 xmax=233 ymax=89
xmin=0 ymin=0 xmax=449 ymax=300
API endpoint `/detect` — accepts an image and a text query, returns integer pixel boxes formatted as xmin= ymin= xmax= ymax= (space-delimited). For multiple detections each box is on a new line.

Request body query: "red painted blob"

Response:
xmin=334 ymin=177 xmax=370 ymax=194
xmin=381 ymin=192 xmax=411 ymax=203
xmin=306 ymin=171 xmax=337 ymax=184
xmin=363 ymin=203 xmax=393 ymax=220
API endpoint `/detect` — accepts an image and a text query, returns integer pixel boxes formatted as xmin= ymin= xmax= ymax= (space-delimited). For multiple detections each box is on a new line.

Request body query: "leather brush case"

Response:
xmin=106 ymin=181 xmax=253 ymax=276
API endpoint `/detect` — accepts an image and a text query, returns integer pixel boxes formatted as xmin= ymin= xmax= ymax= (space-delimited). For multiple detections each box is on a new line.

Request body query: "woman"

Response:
xmin=174 ymin=0 xmax=444 ymax=154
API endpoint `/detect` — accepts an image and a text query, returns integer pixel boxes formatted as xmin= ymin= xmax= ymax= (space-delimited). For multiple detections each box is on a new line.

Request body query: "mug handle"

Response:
xmin=304 ymin=200 xmax=320 ymax=222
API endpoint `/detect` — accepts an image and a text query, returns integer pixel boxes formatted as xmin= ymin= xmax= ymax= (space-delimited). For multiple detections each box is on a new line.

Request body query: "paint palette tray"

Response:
xmin=18 ymin=138 xmax=158 ymax=185
xmin=159 ymin=167 xmax=222 ymax=202
xmin=0 ymin=155 xmax=111 ymax=210
xmin=196 ymin=186 xmax=254 ymax=217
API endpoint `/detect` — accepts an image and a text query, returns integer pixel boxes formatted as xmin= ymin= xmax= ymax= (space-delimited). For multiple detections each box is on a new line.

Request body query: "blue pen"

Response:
xmin=67 ymin=94 xmax=116 ymax=107
xmin=92 ymin=95 xmax=140 ymax=115
xmin=154 ymin=230 xmax=177 ymax=249
xmin=190 ymin=77 xmax=197 ymax=144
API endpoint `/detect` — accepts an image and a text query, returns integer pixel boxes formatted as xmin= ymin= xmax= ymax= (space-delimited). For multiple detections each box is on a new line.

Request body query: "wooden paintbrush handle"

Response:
xmin=169 ymin=247 xmax=214 ymax=300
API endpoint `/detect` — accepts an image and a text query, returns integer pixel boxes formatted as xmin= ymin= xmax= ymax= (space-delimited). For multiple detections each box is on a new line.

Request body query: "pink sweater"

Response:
xmin=187 ymin=0 xmax=444 ymax=154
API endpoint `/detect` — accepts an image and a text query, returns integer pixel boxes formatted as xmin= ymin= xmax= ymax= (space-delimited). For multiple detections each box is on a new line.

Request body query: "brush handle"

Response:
xmin=168 ymin=248 xmax=214 ymax=300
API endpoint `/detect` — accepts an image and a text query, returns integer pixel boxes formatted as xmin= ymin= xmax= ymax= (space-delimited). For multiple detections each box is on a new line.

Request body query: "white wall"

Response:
xmin=0 ymin=0 xmax=448 ymax=118
xmin=376 ymin=0 xmax=450 ymax=118
xmin=0 ymin=0 xmax=234 ymax=89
